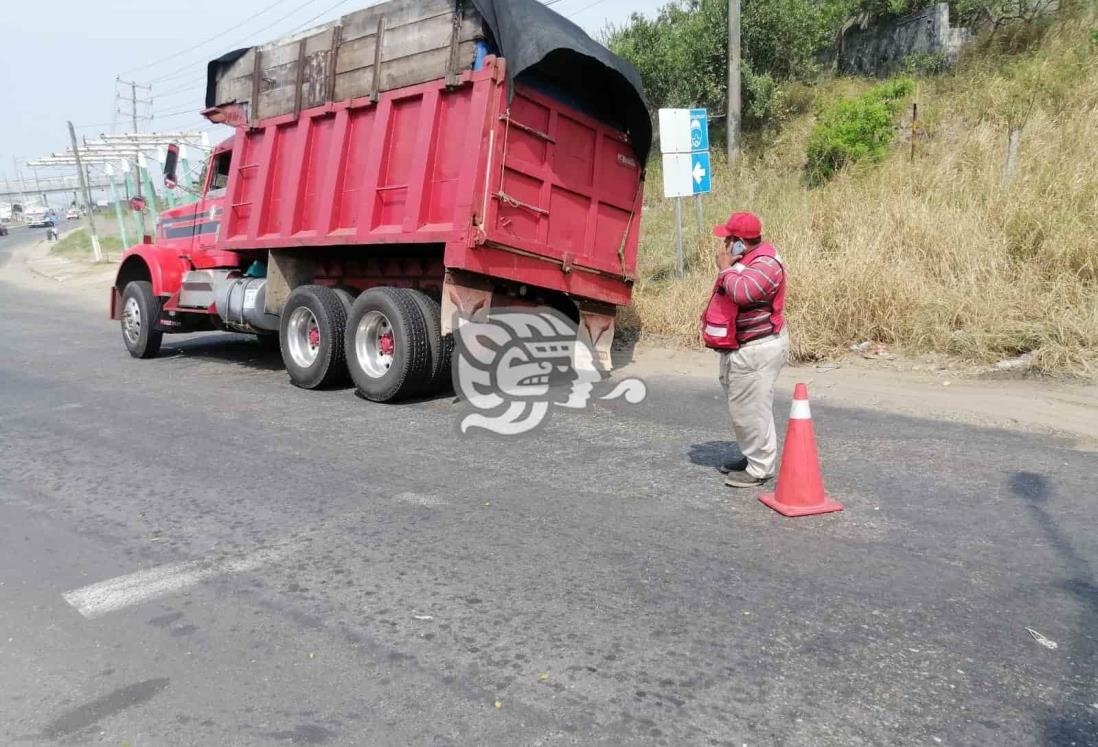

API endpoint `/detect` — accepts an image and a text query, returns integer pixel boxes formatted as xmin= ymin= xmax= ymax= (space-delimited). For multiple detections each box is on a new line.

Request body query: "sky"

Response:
xmin=0 ymin=0 xmax=666 ymax=187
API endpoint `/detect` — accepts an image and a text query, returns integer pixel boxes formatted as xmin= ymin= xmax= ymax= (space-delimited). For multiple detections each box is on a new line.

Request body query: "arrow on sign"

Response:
xmin=692 ymin=161 xmax=707 ymax=184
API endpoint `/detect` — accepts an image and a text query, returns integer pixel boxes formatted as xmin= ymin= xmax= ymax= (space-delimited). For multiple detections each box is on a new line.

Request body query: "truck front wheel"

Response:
xmin=279 ymin=285 xmax=349 ymax=389
xmin=120 ymin=281 xmax=163 ymax=359
xmin=345 ymin=288 xmax=430 ymax=402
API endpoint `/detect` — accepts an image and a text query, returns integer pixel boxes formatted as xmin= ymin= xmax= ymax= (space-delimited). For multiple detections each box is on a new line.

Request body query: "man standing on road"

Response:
xmin=701 ymin=211 xmax=790 ymax=488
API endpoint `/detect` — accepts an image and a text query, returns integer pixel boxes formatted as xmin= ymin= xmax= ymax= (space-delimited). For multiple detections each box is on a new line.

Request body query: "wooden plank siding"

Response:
xmin=209 ymin=0 xmax=484 ymax=123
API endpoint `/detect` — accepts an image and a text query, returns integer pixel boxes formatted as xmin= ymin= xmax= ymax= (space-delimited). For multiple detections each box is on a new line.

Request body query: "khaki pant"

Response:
xmin=717 ymin=328 xmax=790 ymax=478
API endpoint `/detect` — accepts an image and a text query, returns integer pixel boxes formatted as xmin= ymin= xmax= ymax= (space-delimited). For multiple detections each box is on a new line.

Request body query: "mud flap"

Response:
xmin=440 ymin=270 xmax=492 ymax=335
xmin=578 ymin=305 xmax=615 ymax=373
xmin=109 ymin=287 xmax=122 ymax=320
xmin=265 ymin=250 xmax=316 ymax=315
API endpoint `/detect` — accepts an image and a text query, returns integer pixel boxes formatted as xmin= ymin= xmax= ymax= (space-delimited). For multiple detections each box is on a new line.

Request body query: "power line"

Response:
xmin=148 ymin=0 xmax=351 ymax=84
xmin=154 ymin=78 xmax=206 ymax=99
xmin=74 ymin=120 xmax=122 ymax=131
xmin=119 ymin=0 xmax=300 ymax=76
xmin=152 ymin=106 xmax=201 ymax=119
xmin=285 ymin=0 xmax=357 ymax=35
xmin=566 ymin=0 xmax=611 ymax=18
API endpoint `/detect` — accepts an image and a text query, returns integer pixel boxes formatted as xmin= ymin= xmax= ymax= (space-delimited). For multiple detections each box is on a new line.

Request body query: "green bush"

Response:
xmin=604 ymin=0 xmax=845 ymax=130
xmin=904 ymin=52 xmax=950 ymax=75
xmin=804 ymin=78 xmax=914 ymax=184
xmin=743 ymin=64 xmax=784 ymax=127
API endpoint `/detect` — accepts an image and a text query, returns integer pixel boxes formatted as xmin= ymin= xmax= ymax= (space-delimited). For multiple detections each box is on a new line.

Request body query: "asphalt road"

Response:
xmin=0 ymin=219 xmax=78 ymax=269
xmin=1 ymin=230 xmax=1095 ymax=745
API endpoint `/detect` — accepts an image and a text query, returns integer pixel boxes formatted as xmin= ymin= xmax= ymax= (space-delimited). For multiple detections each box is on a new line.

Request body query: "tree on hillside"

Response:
xmin=605 ymin=0 xmax=853 ymax=127
xmin=604 ymin=0 xmax=1058 ymax=129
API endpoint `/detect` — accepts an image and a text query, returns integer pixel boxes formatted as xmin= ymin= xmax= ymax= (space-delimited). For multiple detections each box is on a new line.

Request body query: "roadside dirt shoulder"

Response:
xmin=618 ymin=343 xmax=1098 ymax=451
xmin=11 ymin=231 xmax=115 ymax=307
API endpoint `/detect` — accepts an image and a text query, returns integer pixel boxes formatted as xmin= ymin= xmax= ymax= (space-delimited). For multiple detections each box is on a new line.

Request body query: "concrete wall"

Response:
xmin=839 ymin=3 xmax=973 ymax=77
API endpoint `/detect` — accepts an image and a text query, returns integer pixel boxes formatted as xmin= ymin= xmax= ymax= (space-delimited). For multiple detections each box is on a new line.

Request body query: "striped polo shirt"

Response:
xmin=719 ymin=254 xmax=784 ymax=344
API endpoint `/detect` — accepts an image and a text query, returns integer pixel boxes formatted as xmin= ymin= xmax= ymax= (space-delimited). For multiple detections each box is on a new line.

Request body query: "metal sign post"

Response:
xmin=674 ymin=197 xmax=684 ymax=278
xmin=659 ymin=108 xmax=712 ymax=278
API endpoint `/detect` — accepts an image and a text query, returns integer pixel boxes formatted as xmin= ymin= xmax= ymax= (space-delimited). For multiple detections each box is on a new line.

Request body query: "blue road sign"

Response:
xmin=690 ymin=151 xmax=711 ymax=195
xmin=689 ymin=108 xmax=709 ymax=152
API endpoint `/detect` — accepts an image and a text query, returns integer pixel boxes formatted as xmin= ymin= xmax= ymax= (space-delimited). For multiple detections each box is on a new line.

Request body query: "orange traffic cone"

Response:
xmin=759 ymin=383 xmax=843 ymax=517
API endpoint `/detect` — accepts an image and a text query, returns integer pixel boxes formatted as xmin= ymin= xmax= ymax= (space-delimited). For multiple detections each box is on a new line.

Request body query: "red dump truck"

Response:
xmin=111 ymin=0 xmax=650 ymax=401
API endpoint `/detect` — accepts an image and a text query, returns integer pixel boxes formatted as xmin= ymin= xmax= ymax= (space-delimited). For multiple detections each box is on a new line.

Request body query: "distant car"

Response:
xmin=65 ymin=208 xmax=80 ymax=220
xmin=26 ymin=213 xmax=54 ymax=228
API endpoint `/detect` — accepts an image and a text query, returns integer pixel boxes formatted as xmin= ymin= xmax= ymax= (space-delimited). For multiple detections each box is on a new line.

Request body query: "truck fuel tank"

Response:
xmin=214 ymin=276 xmax=281 ymax=332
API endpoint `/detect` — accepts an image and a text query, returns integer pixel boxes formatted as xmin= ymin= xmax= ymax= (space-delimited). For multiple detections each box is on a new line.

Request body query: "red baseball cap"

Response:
xmin=713 ymin=211 xmax=762 ymax=240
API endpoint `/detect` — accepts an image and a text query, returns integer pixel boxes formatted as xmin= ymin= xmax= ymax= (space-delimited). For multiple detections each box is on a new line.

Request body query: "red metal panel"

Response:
xmin=245 ymin=129 xmax=277 ymax=242
xmin=371 ymin=97 xmax=416 ymax=232
xmin=424 ymin=87 xmax=472 ymax=227
xmin=481 ymin=84 xmax=642 ymax=281
xmin=319 ymin=107 xmax=351 ymax=235
xmin=222 ymin=65 xmax=497 ymax=251
xmin=261 ymin=120 xmax=297 ymax=237
xmin=400 ymin=89 xmax=440 ymax=233
xmin=225 ymin=130 xmax=261 ymax=240
xmin=297 ymin=113 xmax=336 ymax=235
xmin=336 ymin=102 xmax=381 ymax=234
xmin=444 ymin=242 xmax=632 ymax=307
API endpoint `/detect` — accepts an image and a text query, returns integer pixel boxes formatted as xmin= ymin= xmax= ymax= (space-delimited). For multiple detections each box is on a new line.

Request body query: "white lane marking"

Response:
xmin=394 ymin=491 xmax=448 ymax=507
xmin=63 ymin=544 xmax=295 ymax=620
xmin=789 ymin=399 xmax=812 ymax=420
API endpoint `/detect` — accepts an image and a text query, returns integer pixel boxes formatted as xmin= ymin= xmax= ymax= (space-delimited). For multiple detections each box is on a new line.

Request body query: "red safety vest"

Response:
xmin=700 ymin=243 xmax=786 ymax=350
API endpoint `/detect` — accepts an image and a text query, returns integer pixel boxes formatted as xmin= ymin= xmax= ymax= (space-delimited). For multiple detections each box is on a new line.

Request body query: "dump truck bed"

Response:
xmin=218 ymin=57 xmax=642 ymax=306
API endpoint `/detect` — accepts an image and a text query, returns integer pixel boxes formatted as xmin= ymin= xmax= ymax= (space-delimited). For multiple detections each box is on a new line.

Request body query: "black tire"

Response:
xmin=332 ymin=286 xmax=356 ymax=315
xmin=120 ymin=280 xmax=163 ymax=359
xmin=279 ymin=285 xmax=349 ymax=389
xmin=345 ymin=287 xmax=430 ymax=402
xmin=406 ymin=290 xmax=453 ymax=396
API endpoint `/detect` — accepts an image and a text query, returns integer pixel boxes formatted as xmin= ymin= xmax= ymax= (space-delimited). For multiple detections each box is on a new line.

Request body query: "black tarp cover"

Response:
xmin=470 ymin=0 xmax=651 ymax=165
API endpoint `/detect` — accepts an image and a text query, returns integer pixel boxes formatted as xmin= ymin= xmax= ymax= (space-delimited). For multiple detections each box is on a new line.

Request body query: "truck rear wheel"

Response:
xmin=345 ymin=287 xmax=430 ymax=402
xmin=406 ymin=290 xmax=453 ymax=396
xmin=120 ymin=281 xmax=163 ymax=359
xmin=279 ymin=285 xmax=349 ymax=389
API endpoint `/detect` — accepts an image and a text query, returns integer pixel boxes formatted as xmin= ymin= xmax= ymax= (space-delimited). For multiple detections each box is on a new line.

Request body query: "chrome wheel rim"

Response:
xmin=286 ymin=306 xmax=321 ymax=368
xmin=122 ymin=297 xmax=141 ymax=344
xmin=355 ymin=310 xmax=395 ymax=378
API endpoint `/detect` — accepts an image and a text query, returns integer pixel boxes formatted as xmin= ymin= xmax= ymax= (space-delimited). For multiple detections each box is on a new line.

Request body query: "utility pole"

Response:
xmin=67 ymin=120 xmax=104 ymax=262
xmin=727 ymin=0 xmax=741 ymax=166
xmin=31 ymin=164 xmax=48 ymax=209
xmin=12 ymin=157 xmax=29 ymax=209
xmin=117 ymin=77 xmax=152 ymax=235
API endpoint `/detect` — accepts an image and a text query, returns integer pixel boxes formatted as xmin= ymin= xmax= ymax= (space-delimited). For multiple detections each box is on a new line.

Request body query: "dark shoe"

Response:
xmin=724 ymin=469 xmax=770 ymax=488
xmin=718 ymin=456 xmax=749 ymax=474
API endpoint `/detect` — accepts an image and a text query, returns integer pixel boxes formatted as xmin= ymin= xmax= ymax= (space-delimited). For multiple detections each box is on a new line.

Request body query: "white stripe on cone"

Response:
xmin=790 ymin=398 xmax=812 ymax=420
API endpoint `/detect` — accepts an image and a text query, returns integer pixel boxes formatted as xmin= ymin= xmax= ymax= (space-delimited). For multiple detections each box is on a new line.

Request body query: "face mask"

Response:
xmin=732 ymin=240 xmax=746 ymax=256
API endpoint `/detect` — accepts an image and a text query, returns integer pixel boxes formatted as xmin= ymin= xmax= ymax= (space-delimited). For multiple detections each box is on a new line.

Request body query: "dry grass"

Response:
xmin=626 ymin=12 xmax=1098 ymax=375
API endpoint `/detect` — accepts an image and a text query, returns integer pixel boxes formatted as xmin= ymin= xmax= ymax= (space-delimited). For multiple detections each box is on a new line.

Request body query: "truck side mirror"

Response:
xmin=163 ymin=144 xmax=179 ymax=189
